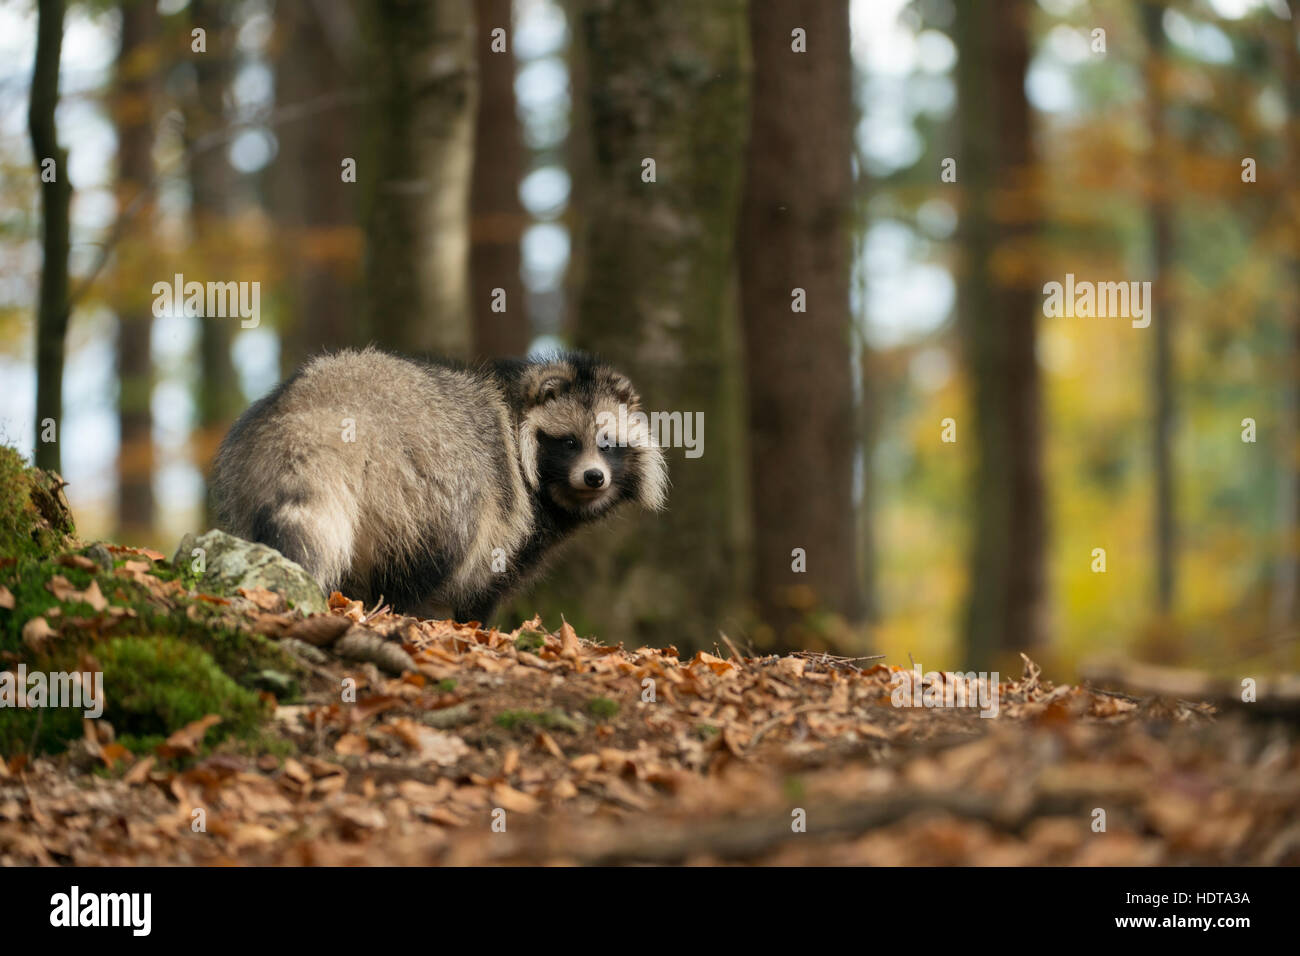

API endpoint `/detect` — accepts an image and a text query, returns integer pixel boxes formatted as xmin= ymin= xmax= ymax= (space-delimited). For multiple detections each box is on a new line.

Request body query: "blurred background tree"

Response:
xmin=4 ymin=0 xmax=1299 ymax=678
xmin=739 ymin=0 xmax=864 ymax=649
xmin=517 ymin=0 xmax=751 ymax=651
xmin=110 ymin=0 xmax=158 ymax=540
xmin=185 ymin=0 xmax=241 ymax=523
xmin=362 ymin=0 xmax=475 ymax=359
xmin=953 ymin=0 xmax=1047 ymax=670
xmin=470 ymin=0 xmax=529 ymax=358
xmin=269 ymin=0 xmax=365 ymax=371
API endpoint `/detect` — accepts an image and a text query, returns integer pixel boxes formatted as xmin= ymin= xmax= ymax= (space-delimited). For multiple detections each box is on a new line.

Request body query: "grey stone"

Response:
xmin=83 ymin=542 xmax=114 ymax=573
xmin=173 ymin=529 xmax=327 ymax=615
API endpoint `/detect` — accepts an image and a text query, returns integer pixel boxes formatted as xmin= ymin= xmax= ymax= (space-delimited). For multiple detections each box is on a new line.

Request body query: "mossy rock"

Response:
xmin=173 ymin=529 xmax=327 ymax=614
xmin=0 ymin=548 xmax=301 ymax=683
xmin=0 ymin=445 xmax=75 ymax=560
xmin=0 ymin=636 xmax=269 ymax=756
xmin=0 ymin=448 xmax=293 ymax=758
xmin=98 ymin=636 xmax=268 ymax=750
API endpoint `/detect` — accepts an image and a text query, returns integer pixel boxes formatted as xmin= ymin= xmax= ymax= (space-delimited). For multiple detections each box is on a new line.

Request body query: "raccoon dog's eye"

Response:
xmin=563 ymin=436 xmax=579 ymax=451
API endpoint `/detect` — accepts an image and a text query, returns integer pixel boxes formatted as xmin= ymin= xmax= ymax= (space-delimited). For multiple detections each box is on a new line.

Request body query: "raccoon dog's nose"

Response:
xmin=584 ymin=468 xmax=606 ymax=488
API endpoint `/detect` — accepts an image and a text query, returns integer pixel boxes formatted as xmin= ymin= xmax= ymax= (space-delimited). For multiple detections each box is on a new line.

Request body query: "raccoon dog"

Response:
xmin=210 ymin=348 xmax=667 ymax=623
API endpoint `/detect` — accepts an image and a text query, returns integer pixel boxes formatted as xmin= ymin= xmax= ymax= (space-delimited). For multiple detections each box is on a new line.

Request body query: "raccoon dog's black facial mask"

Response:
xmin=518 ymin=358 xmax=663 ymax=517
xmin=536 ymin=430 xmax=622 ymax=515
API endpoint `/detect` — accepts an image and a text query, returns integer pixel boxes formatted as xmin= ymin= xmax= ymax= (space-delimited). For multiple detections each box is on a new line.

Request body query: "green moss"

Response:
xmin=0 ymin=551 xmax=300 ymax=757
xmin=0 ymin=557 xmax=96 ymax=655
xmin=495 ymin=708 xmax=581 ymax=733
xmin=585 ymin=696 xmax=619 ymax=720
xmin=0 ymin=697 xmax=82 ymax=758
xmin=436 ymin=678 xmax=457 ymax=692
xmin=782 ymin=775 xmax=806 ymax=802
xmin=97 ymin=636 xmax=267 ymax=752
xmin=514 ymin=630 xmax=546 ymax=654
xmin=0 ymin=635 xmax=270 ymax=757
xmin=0 ymin=552 xmax=300 ymax=681
xmin=0 ymin=445 xmax=302 ymax=759
xmin=154 ymin=608 xmax=300 ymax=688
xmin=0 ymin=446 xmax=74 ymax=559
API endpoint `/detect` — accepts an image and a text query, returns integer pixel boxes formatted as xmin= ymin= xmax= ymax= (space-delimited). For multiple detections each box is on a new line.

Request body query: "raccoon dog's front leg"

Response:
xmin=454 ymin=597 xmax=500 ymax=627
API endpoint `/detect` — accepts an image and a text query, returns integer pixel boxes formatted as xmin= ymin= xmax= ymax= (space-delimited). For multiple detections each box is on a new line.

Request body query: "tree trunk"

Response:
xmin=187 ymin=0 xmax=242 ymax=523
xmin=1272 ymin=1 xmax=1300 ymax=629
xmin=363 ymin=0 xmax=476 ymax=359
xmin=28 ymin=0 xmax=71 ymax=475
xmin=858 ymin=343 xmax=879 ymax=624
xmin=272 ymin=0 xmax=366 ymax=374
xmin=561 ymin=0 xmax=591 ymax=338
xmin=112 ymin=0 xmax=159 ymax=542
xmin=738 ymin=0 xmax=862 ymax=649
xmin=522 ymin=0 xmax=749 ymax=651
xmin=955 ymin=0 xmax=1047 ymax=668
xmin=1142 ymin=2 xmax=1176 ymax=615
xmin=469 ymin=0 xmax=529 ymax=358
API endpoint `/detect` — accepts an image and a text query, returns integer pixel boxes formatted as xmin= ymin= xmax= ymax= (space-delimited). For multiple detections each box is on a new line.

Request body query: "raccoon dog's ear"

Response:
xmin=536 ymin=377 xmax=566 ymax=403
xmin=527 ymin=366 xmax=574 ymax=407
xmin=608 ymin=372 xmax=640 ymax=408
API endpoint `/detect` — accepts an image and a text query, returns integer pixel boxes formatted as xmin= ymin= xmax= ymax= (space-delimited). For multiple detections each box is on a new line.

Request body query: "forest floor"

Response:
xmin=1 ymin=452 xmax=1299 ymax=866
xmin=4 ymin=583 xmax=1300 ymax=865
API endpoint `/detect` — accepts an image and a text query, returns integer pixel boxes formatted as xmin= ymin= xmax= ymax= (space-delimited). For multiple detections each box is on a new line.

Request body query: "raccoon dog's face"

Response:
xmin=518 ymin=356 xmax=668 ymax=519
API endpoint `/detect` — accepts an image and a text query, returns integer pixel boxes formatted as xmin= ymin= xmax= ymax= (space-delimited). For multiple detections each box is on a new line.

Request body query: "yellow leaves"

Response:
xmin=281 ymin=759 xmax=312 ymax=786
xmin=283 ymin=613 xmax=352 ymax=647
xmin=502 ymin=747 xmax=520 ymax=775
xmin=569 ymin=754 xmax=601 ymax=774
xmin=334 ymin=733 xmax=368 ymax=757
xmin=238 ymin=586 xmax=285 ymax=613
xmin=688 ymin=650 xmax=739 ymax=678
xmin=21 ymin=616 xmax=55 ymax=653
xmin=228 ymin=823 xmax=282 ymax=851
xmin=80 ymin=717 xmax=128 ymax=770
xmin=398 ymin=779 xmax=453 ymax=805
xmin=551 ymin=779 xmax=578 ymax=801
xmin=559 ymin=618 xmax=582 ymax=669
xmin=536 ymin=731 xmax=565 ymax=760
xmin=45 ymin=575 xmax=107 ymax=611
xmin=772 ymin=656 xmax=805 ymax=679
xmin=55 ymin=553 xmax=97 ymax=571
xmin=332 ymin=805 xmax=387 ymax=835
xmin=4 ymin=583 xmax=1278 ymax=867
xmin=106 ymin=545 xmax=166 ymax=563
xmin=81 ymin=580 xmax=108 ymax=613
xmin=381 ymin=718 xmax=469 ymax=766
xmin=156 ymin=715 xmax=222 ymax=760
xmin=123 ymin=757 xmax=155 ymax=786
xmin=491 ymin=783 xmax=539 ymax=815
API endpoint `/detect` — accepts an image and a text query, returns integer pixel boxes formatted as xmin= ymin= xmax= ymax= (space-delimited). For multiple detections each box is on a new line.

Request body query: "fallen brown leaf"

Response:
xmin=156 ymin=714 xmax=223 ymax=759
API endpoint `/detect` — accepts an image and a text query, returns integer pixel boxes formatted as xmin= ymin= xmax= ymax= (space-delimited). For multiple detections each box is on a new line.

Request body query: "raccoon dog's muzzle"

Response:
xmin=570 ymin=452 xmax=609 ymax=492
